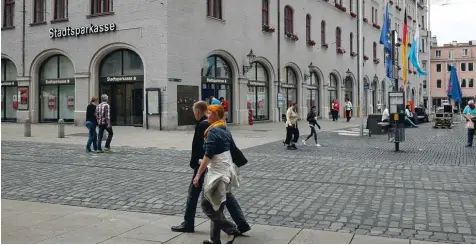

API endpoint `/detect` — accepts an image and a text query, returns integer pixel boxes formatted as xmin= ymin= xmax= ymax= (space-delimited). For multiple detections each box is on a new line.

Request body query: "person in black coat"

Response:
xmin=302 ymin=106 xmax=321 ymax=147
xmin=171 ymin=101 xmax=250 ymax=234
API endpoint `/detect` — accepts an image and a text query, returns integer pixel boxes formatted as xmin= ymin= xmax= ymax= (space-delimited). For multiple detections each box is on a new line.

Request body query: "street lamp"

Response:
xmin=243 ymin=49 xmax=256 ymax=75
xmin=304 ymin=62 xmax=314 ymax=80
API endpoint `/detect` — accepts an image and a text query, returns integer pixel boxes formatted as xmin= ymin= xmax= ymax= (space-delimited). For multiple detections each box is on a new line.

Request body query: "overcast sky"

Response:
xmin=430 ymin=0 xmax=476 ymax=45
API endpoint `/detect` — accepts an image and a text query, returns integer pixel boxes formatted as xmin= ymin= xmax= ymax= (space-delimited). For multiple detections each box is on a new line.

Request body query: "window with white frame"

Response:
xmin=462 ymin=49 xmax=468 ymax=56
xmin=435 ymin=50 xmax=441 ymax=57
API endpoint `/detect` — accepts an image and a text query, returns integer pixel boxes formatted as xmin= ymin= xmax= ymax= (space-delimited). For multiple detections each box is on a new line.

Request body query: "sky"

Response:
xmin=430 ymin=0 xmax=476 ymax=45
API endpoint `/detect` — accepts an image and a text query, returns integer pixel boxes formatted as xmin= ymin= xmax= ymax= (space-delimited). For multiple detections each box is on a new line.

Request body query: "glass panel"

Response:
xmin=132 ymin=82 xmax=143 ymax=125
xmin=100 ymin=51 xmax=122 ymax=77
xmin=256 ymin=63 xmax=267 ymax=81
xmin=286 ymin=88 xmax=297 ymax=110
xmin=59 ymin=56 xmax=74 ymax=78
xmin=247 ymin=86 xmax=256 ymax=110
xmin=3 ymin=60 xmax=17 ymax=81
xmin=216 ymin=57 xmax=230 ymax=78
xmin=256 ymin=87 xmax=268 ymax=120
xmin=40 ymin=56 xmax=58 ymax=79
xmin=114 ymin=84 xmax=126 ymax=125
xmin=1 ymin=88 xmax=4 ymax=113
xmin=123 ymin=50 xmax=144 ymax=76
xmin=330 ymin=74 xmax=337 ymax=88
xmin=40 ymin=85 xmax=58 ymax=120
xmin=5 ymin=86 xmax=17 ymax=118
xmin=286 ymin=68 xmax=297 ymax=84
xmin=59 ymin=85 xmax=75 ymax=120
xmin=246 ymin=66 xmax=255 ymax=80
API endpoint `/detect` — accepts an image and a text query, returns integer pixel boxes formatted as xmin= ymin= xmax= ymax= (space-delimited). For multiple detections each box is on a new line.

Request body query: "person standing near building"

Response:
xmin=463 ymin=100 xmax=476 ymax=147
xmin=220 ymin=97 xmax=229 ymax=121
xmin=85 ymin=96 xmax=98 ymax=153
xmin=96 ymin=94 xmax=114 ymax=152
xmin=302 ymin=106 xmax=321 ymax=147
xmin=345 ymin=98 xmax=352 ymax=122
xmin=171 ymin=101 xmax=250 ymax=235
xmin=210 ymin=96 xmax=221 ymax=105
xmin=381 ymin=104 xmax=390 ymax=122
xmin=284 ymin=103 xmax=299 ymax=150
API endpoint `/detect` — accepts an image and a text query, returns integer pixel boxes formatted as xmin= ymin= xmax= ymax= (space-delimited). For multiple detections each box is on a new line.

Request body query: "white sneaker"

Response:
xmin=302 ymin=140 xmax=307 ymax=145
xmin=315 ymin=143 xmax=321 ymax=147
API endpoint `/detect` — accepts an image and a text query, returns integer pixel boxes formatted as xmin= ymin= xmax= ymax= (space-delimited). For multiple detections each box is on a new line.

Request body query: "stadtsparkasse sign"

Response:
xmin=49 ymin=23 xmax=116 ymax=39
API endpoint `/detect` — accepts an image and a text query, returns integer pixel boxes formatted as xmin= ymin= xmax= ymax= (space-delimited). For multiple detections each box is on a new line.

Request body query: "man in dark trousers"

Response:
xmin=171 ymin=101 xmax=251 ymax=234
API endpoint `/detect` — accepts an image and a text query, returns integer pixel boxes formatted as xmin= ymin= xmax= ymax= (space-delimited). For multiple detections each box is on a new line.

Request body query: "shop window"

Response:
xmin=53 ymin=0 xmax=68 ymax=20
xmin=321 ymin=21 xmax=326 ymax=45
xmin=306 ymin=14 xmax=311 ymax=42
xmin=207 ymin=0 xmax=222 ymax=19
xmin=307 ymin=72 xmax=320 ymax=116
xmin=284 ymin=5 xmax=293 ymax=34
xmin=91 ymin=0 xmax=113 ymax=15
xmin=246 ymin=62 xmax=269 ymax=120
xmin=33 ymin=0 xmax=45 ymax=23
xmin=262 ymin=0 xmax=269 ymax=26
xmin=2 ymin=0 xmax=15 ymax=28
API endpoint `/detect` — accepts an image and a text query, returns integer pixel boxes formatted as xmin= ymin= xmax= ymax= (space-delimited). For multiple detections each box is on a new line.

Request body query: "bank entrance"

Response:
xmin=1 ymin=59 xmax=18 ymax=121
xmin=99 ymin=49 xmax=144 ymax=126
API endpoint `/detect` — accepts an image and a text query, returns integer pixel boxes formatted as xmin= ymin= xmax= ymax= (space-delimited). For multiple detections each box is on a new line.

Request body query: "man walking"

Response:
xmin=96 ymin=94 xmax=113 ymax=152
xmin=171 ymin=101 xmax=251 ymax=234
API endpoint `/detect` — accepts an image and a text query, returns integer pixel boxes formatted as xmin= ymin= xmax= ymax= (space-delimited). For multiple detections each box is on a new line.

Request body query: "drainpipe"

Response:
xmin=277 ymin=0 xmax=281 ymax=122
xmin=22 ymin=0 xmax=26 ymax=76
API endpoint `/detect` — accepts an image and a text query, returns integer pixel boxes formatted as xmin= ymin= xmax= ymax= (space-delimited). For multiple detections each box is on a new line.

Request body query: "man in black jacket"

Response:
xmin=171 ymin=101 xmax=251 ymax=234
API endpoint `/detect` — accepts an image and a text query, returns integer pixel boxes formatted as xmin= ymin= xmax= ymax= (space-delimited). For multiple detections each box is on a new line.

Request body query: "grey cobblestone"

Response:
xmin=2 ymin=124 xmax=476 ymax=243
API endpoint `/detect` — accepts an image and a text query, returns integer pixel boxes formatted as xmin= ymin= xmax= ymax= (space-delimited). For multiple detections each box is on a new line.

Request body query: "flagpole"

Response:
xmin=427 ymin=0 xmax=432 ymax=112
xmin=357 ymin=0 xmax=364 ymax=136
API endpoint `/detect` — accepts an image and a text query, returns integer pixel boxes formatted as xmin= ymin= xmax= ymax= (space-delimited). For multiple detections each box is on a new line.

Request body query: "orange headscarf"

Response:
xmin=204 ymin=105 xmax=227 ymax=139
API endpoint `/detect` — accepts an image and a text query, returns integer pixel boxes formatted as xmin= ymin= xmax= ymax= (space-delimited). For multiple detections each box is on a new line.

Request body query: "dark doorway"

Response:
xmin=177 ymin=85 xmax=199 ymax=126
xmin=100 ymin=82 xmax=143 ymax=126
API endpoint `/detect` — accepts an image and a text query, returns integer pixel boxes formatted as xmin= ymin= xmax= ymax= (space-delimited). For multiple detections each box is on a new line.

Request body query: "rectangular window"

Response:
xmin=447 ymin=64 xmax=452 ymax=71
xmin=91 ymin=0 xmax=113 ymax=15
xmin=349 ymin=0 xmax=353 ymax=12
xmin=422 ymin=61 xmax=427 ymax=71
xmin=435 ymin=50 xmax=441 ymax=57
xmin=54 ymin=0 xmax=68 ymax=20
xmin=437 ymin=79 xmax=441 ymax=88
xmin=461 ymin=63 xmax=466 ymax=72
xmin=461 ymin=79 xmax=467 ymax=88
xmin=421 ymin=16 xmax=424 ymax=29
xmin=469 ymin=79 xmax=474 ymax=88
xmin=436 ymin=64 xmax=441 ymax=72
xmin=462 ymin=49 xmax=468 ymax=56
xmin=33 ymin=0 xmax=45 ymax=23
xmin=2 ymin=0 xmax=15 ymax=27
xmin=469 ymin=63 xmax=474 ymax=71
xmin=449 ymin=50 xmax=454 ymax=59
xmin=262 ymin=0 xmax=269 ymax=26
xmin=207 ymin=0 xmax=222 ymax=19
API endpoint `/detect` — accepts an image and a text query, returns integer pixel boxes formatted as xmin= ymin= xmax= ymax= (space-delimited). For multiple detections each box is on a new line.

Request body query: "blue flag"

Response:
xmin=447 ymin=66 xmax=462 ymax=103
xmin=379 ymin=3 xmax=392 ymax=79
xmin=408 ymin=25 xmax=427 ymax=76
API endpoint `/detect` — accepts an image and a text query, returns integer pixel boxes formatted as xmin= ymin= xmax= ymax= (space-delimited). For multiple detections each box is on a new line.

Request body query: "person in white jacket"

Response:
xmin=283 ymin=103 xmax=299 ymax=150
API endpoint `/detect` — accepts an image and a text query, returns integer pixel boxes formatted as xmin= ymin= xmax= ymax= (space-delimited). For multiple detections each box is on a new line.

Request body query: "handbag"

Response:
xmin=467 ymin=121 xmax=474 ymax=129
xmin=230 ymin=139 xmax=248 ymax=167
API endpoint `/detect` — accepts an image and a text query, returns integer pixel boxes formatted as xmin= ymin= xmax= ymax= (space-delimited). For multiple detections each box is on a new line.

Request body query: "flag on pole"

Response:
xmin=447 ymin=65 xmax=462 ymax=104
xmin=408 ymin=1 xmax=427 ymax=76
xmin=402 ymin=9 xmax=408 ymax=86
xmin=379 ymin=2 xmax=392 ymax=79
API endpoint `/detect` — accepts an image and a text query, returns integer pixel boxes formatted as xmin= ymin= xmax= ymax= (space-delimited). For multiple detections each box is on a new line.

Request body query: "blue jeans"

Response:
xmin=86 ymin=121 xmax=98 ymax=151
xmin=468 ymin=128 xmax=475 ymax=146
xmin=97 ymin=124 xmax=113 ymax=150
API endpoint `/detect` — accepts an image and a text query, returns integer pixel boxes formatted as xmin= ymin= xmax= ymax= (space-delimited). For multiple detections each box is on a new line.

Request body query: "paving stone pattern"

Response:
xmin=2 ymin=123 xmax=476 ymax=243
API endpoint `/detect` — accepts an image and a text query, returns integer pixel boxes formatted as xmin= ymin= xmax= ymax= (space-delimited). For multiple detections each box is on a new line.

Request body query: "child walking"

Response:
xmin=302 ymin=106 xmax=321 ymax=147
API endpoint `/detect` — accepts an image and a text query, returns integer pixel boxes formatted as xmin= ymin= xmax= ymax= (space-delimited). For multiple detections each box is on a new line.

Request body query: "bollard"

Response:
xmin=24 ymin=118 xmax=31 ymax=137
xmin=58 ymin=119 xmax=65 ymax=138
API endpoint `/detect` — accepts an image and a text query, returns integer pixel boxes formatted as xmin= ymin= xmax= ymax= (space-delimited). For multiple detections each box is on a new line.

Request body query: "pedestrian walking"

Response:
xmin=283 ymin=103 xmax=299 ymax=150
xmin=171 ymin=101 xmax=250 ymax=237
xmin=463 ymin=100 xmax=476 ymax=147
xmin=345 ymin=98 xmax=352 ymax=122
xmin=192 ymin=104 xmax=241 ymax=244
xmin=85 ymin=96 xmax=98 ymax=152
xmin=96 ymin=94 xmax=114 ymax=152
xmin=302 ymin=106 xmax=321 ymax=147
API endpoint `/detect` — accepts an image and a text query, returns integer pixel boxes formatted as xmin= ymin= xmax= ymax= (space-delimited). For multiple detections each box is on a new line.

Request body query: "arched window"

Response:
xmin=350 ymin=32 xmax=353 ymax=53
xmin=321 ymin=21 xmax=326 ymax=45
xmin=284 ymin=5 xmax=294 ymax=33
xmin=100 ymin=49 xmax=144 ymax=77
xmin=207 ymin=0 xmax=222 ymax=19
xmin=282 ymin=66 xmax=298 ymax=113
xmin=262 ymin=0 xmax=269 ymax=26
xmin=373 ymin=42 xmax=377 ymax=60
xmin=201 ymin=55 xmax=231 ymax=78
xmin=246 ymin=62 xmax=269 ymax=121
xmin=306 ymin=14 xmax=311 ymax=41
xmin=335 ymin=27 xmax=342 ymax=49
xmin=307 ymin=72 xmax=320 ymax=116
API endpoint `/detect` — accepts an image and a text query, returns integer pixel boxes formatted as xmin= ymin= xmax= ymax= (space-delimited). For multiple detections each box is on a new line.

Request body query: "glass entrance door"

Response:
xmin=100 ymin=82 xmax=143 ymax=126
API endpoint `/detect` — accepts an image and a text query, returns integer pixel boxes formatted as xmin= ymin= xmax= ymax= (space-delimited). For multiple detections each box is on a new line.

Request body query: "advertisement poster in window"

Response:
xmin=67 ymin=96 xmax=74 ymax=110
xmin=17 ymin=87 xmax=29 ymax=110
xmin=48 ymin=96 xmax=56 ymax=110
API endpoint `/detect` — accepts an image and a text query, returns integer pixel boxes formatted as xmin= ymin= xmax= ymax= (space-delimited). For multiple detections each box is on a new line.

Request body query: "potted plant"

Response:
xmin=389 ymin=0 xmax=394 ymax=5
xmin=337 ymin=48 xmax=345 ymax=54
xmin=395 ymin=5 xmax=402 ymax=11
xmin=307 ymin=40 xmax=316 ymax=46
xmin=350 ymin=51 xmax=357 ymax=57
xmin=363 ymin=17 xmax=368 ymax=23
xmin=321 ymin=43 xmax=329 ymax=49
xmin=262 ymin=24 xmax=275 ymax=33
xmin=286 ymin=32 xmax=299 ymax=41
xmin=363 ymin=55 xmax=369 ymax=61
xmin=408 ymin=15 xmax=413 ymax=20
xmin=350 ymin=12 xmax=357 ymax=18
xmin=373 ymin=58 xmax=380 ymax=64
xmin=373 ymin=23 xmax=381 ymax=30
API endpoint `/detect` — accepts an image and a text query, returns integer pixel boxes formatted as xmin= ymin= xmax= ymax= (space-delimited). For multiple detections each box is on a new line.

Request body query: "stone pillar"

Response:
xmin=237 ymin=77 xmax=249 ymax=125
xmin=323 ymin=84 xmax=330 ymax=119
xmin=273 ymin=80 xmax=281 ymax=122
xmin=74 ymin=73 xmax=91 ymax=126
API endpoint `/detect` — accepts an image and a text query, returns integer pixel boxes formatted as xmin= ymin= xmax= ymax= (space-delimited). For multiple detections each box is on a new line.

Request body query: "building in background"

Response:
xmin=430 ymin=40 xmax=476 ymax=108
xmin=1 ymin=0 xmax=429 ymax=129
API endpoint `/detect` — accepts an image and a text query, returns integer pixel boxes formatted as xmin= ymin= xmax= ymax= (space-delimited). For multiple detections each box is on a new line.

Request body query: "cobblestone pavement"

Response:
xmin=2 ymin=123 xmax=476 ymax=243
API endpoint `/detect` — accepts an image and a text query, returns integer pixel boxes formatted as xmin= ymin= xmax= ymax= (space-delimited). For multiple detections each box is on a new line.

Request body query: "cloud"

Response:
xmin=430 ymin=0 xmax=476 ymax=45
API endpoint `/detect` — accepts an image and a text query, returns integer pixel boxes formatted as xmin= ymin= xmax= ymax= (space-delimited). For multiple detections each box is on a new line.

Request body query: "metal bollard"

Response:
xmin=58 ymin=119 xmax=65 ymax=138
xmin=24 ymin=118 xmax=31 ymax=137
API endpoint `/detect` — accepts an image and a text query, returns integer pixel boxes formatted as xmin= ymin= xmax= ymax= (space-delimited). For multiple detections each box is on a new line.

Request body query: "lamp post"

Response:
xmin=242 ymin=49 xmax=256 ymax=75
xmin=357 ymin=0 xmax=364 ymax=136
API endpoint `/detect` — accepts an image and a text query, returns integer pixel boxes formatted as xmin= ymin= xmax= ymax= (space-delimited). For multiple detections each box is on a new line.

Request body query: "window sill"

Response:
xmin=51 ymin=18 xmax=69 ymax=23
xmin=206 ymin=16 xmax=226 ymax=23
xmin=1 ymin=26 xmax=15 ymax=30
xmin=30 ymin=21 xmax=47 ymax=26
xmin=87 ymin=12 xmax=115 ymax=18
